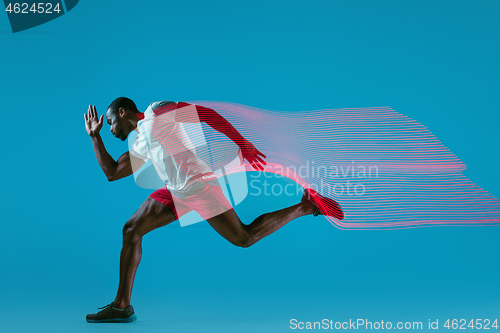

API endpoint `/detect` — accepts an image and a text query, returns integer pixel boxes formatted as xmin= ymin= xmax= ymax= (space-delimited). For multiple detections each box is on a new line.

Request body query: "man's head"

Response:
xmin=106 ymin=97 xmax=139 ymax=141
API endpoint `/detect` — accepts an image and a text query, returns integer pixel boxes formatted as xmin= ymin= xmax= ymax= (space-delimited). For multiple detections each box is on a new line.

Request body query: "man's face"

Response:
xmin=106 ymin=108 xmax=129 ymax=141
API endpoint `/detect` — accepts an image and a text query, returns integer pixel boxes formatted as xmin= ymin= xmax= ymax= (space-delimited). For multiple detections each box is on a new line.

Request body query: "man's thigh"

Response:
xmin=206 ymin=208 xmax=248 ymax=245
xmin=127 ymin=196 xmax=177 ymax=237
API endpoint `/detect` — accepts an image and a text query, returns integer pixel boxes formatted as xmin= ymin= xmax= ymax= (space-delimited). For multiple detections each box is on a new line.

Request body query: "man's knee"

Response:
xmin=122 ymin=218 xmax=141 ymax=243
xmin=233 ymin=230 xmax=256 ymax=248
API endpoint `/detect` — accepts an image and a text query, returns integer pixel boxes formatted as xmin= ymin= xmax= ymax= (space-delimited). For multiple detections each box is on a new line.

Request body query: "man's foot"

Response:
xmin=302 ymin=189 xmax=345 ymax=220
xmin=86 ymin=302 xmax=137 ymax=323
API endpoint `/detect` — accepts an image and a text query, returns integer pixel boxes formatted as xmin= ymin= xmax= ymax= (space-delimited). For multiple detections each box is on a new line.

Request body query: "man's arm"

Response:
xmin=85 ymin=105 xmax=145 ymax=181
xmin=90 ymin=135 xmax=141 ymax=181
xmin=175 ymin=102 xmax=267 ymax=171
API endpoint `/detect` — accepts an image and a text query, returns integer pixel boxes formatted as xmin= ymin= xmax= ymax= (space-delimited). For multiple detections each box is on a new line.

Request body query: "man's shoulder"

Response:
xmin=146 ymin=101 xmax=179 ymax=117
xmin=150 ymin=100 xmax=176 ymax=108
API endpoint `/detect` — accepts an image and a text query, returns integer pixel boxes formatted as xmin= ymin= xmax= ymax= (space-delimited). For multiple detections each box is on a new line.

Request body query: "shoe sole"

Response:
xmin=86 ymin=314 xmax=137 ymax=323
xmin=305 ymin=189 xmax=344 ymax=220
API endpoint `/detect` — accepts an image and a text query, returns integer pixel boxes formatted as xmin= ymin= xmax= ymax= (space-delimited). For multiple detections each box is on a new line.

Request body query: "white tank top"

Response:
xmin=128 ymin=101 xmax=214 ymax=193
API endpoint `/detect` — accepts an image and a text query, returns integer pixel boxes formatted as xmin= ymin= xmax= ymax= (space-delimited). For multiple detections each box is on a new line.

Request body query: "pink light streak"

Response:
xmin=187 ymin=101 xmax=500 ymax=230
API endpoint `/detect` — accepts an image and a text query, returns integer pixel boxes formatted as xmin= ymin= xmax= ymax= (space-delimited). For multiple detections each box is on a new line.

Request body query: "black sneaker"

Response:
xmin=86 ymin=302 xmax=137 ymax=323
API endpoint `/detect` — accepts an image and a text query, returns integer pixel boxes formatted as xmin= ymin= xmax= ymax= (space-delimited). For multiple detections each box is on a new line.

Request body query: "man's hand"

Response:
xmin=84 ymin=105 xmax=104 ymax=137
xmin=193 ymin=104 xmax=267 ymax=170
xmin=238 ymin=139 xmax=267 ymax=171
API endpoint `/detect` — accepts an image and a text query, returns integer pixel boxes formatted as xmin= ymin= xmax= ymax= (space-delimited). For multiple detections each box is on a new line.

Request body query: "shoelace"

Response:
xmin=97 ymin=302 xmax=114 ymax=310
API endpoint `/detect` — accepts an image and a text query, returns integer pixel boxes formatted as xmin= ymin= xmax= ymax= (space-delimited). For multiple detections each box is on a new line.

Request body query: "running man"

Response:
xmin=84 ymin=97 xmax=344 ymax=323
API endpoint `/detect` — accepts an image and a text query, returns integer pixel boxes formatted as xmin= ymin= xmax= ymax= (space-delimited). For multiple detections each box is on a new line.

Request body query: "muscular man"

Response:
xmin=84 ymin=97 xmax=343 ymax=323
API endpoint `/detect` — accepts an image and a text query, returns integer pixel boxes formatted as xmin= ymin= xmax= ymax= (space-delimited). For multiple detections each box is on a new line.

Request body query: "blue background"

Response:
xmin=0 ymin=0 xmax=499 ymax=332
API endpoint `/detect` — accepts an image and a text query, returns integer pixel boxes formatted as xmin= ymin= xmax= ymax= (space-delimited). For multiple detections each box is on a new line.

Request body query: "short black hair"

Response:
xmin=108 ymin=97 xmax=139 ymax=114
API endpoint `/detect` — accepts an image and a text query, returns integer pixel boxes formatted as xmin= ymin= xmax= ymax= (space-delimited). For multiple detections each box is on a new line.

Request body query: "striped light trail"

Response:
xmin=188 ymin=101 xmax=500 ymax=230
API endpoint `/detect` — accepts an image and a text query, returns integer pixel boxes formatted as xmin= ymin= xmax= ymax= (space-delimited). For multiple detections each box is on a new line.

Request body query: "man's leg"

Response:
xmin=113 ymin=197 xmax=177 ymax=309
xmin=206 ymin=190 xmax=316 ymax=248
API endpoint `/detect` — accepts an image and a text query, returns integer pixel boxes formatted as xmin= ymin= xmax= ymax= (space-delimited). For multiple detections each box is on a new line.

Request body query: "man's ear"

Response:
xmin=118 ymin=107 xmax=126 ymax=117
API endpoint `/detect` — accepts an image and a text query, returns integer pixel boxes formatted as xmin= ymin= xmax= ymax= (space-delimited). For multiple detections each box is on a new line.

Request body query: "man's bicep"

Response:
xmin=113 ymin=151 xmax=145 ymax=181
xmin=127 ymin=151 xmax=146 ymax=173
xmin=173 ymin=102 xmax=213 ymax=123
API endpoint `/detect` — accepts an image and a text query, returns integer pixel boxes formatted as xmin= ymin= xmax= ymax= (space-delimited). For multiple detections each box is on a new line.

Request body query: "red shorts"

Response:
xmin=150 ymin=180 xmax=233 ymax=220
